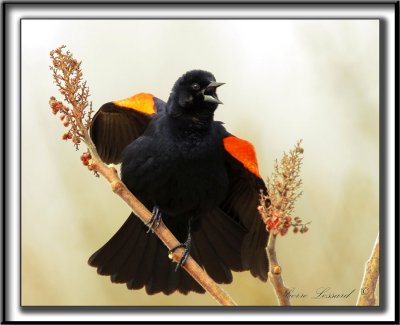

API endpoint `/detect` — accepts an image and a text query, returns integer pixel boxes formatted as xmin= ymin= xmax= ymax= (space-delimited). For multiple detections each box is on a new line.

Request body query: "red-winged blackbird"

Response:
xmin=88 ymin=70 xmax=269 ymax=295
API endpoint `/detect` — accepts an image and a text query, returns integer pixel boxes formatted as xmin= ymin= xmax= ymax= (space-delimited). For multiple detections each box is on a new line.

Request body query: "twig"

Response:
xmin=49 ymin=46 xmax=237 ymax=306
xmin=259 ymin=141 xmax=307 ymax=306
xmin=267 ymin=234 xmax=291 ymax=306
xmin=357 ymin=234 xmax=379 ymax=306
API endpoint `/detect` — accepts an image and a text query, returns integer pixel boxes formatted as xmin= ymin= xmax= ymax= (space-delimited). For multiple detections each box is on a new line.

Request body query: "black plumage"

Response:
xmin=88 ymin=70 xmax=269 ymax=295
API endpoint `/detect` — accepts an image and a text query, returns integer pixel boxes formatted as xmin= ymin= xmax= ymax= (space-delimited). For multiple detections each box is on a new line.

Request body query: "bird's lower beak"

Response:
xmin=203 ymin=81 xmax=225 ymax=105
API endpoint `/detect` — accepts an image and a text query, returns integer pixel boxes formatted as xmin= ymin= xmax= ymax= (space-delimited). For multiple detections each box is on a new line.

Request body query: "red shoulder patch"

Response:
xmin=223 ymin=136 xmax=262 ymax=179
xmin=113 ymin=93 xmax=156 ymax=115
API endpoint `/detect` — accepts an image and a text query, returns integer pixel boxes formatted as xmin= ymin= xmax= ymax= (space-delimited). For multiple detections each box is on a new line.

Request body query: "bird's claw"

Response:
xmin=146 ymin=207 xmax=162 ymax=233
xmin=168 ymin=238 xmax=191 ymax=271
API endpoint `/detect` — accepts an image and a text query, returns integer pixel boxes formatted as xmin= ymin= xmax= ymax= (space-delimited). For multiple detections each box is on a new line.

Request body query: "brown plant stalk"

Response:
xmin=266 ymin=234 xmax=291 ymax=306
xmin=357 ymin=234 xmax=379 ymax=306
xmin=49 ymin=45 xmax=237 ymax=306
xmin=259 ymin=140 xmax=308 ymax=306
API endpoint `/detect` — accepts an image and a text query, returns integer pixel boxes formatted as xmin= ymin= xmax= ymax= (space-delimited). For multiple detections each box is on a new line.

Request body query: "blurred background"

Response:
xmin=21 ymin=20 xmax=379 ymax=306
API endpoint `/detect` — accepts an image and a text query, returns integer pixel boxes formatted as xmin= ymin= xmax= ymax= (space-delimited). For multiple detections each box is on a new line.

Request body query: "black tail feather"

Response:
xmin=88 ymin=215 xmax=137 ymax=272
xmin=89 ymin=213 xmax=203 ymax=295
xmin=205 ymin=210 xmax=246 ymax=272
xmin=192 ymin=227 xmax=231 ymax=284
xmin=146 ymin=242 xmax=170 ymax=294
xmin=88 ymin=207 xmax=268 ymax=295
xmin=131 ymin=234 xmax=158 ymax=288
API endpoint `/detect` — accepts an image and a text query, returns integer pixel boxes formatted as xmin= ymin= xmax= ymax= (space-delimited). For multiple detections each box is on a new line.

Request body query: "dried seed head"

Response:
xmin=280 ymin=228 xmax=288 ymax=236
xmin=81 ymin=152 xmax=91 ymax=160
xmin=258 ymin=139 xmax=309 ymax=238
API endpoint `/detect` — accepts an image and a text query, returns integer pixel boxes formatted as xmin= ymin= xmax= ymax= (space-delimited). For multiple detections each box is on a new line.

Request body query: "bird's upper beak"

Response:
xmin=203 ymin=81 xmax=225 ymax=105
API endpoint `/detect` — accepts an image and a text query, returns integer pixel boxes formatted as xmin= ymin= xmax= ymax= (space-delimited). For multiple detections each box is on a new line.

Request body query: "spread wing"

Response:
xmin=90 ymin=93 xmax=166 ymax=164
xmin=219 ymin=131 xmax=269 ymax=281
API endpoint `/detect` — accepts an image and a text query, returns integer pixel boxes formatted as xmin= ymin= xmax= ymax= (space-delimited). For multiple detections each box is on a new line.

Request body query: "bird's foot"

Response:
xmin=168 ymin=234 xmax=192 ymax=271
xmin=146 ymin=206 xmax=162 ymax=233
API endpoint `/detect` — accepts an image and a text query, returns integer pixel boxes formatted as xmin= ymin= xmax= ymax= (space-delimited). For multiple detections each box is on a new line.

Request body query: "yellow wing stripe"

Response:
xmin=113 ymin=93 xmax=156 ymax=115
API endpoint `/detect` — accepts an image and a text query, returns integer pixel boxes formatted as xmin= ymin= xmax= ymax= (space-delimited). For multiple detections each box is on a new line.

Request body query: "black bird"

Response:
xmin=88 ymin=70 xmax=269 ymax=295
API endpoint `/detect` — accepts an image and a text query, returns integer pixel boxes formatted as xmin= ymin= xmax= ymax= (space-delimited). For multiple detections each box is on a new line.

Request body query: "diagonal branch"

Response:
xmin=89 ymin=159 xmax=237 ymax=306
xmin=49 ymin=46 xmax=237 ymax=306
xmin=357 ymin=234 xmax=379 ymax=306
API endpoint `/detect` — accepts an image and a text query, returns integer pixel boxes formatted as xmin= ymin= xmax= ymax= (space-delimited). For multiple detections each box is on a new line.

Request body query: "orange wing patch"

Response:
xmin=113 ymin=93 xmax=156 ymax=115
xmin=223 ymin=136 xmax=262 ymax=178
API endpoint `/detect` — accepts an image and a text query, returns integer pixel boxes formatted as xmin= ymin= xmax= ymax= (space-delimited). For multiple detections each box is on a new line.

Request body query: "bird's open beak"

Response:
xmin=203 ymin=81 xmax=225 ymax=105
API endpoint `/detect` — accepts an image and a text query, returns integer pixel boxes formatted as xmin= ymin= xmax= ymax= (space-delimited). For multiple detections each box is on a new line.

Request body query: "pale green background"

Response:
xmin=21 ymin=19 xmax=379 ymax=306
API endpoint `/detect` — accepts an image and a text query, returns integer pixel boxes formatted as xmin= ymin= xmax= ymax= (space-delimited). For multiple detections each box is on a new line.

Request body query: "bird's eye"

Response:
xmin=192 ymin=83 xmax=200 ymax=91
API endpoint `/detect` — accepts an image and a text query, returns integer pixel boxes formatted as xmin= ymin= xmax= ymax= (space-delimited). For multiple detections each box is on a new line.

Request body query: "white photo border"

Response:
xmin=2 ymin=1 xmax=398 ymax=323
